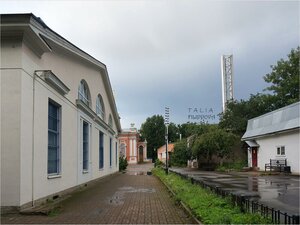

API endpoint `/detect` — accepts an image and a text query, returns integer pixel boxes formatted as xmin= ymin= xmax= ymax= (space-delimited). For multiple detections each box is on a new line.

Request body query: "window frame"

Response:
xmin=120 ymin=143 xmax=126 ymax=158
xmin=276 ymin=146 xmax=286 ymax=156
xmin=109 ymin=137 xmax=112 ymax=167
xmin=108 ymin=114 xmax=113 ymax=128
xmin=115 ymin=142 xmax=118 ymax=166
xmin=82 ymin=120 xmax=90 ymax=172
xmin=47 ymin=99 xmax=61 ymax=177
xmin=96 ymin=94 xmax=105 ymax=120
xmin=99 ymin=131 xmax=104 ymax=170
xmin=78 ymin=80 xmax=91 ymax=107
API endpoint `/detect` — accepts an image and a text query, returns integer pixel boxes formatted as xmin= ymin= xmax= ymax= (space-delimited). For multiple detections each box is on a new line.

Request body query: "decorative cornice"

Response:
xmin=36 ymin=70 xmax=70 ymax=95
xmin=76 ymin=99 xmax=116 ymax=135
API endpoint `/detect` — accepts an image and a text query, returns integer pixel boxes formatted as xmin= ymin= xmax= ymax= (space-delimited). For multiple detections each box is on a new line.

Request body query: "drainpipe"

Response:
xmin=31 ymin=72 xmax=36 ymax=207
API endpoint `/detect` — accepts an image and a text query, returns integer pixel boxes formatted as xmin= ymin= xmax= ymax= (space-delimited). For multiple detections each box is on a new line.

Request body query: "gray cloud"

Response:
xmin=1 ymin=0 xmax=298 ymax=128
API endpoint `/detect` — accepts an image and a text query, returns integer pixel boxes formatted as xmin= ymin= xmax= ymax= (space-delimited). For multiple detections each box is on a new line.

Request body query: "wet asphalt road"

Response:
xmin=170 ymin=168 xmax=300 ymax=216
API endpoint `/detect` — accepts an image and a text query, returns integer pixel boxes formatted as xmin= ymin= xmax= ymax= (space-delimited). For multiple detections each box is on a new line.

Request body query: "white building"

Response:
xmin=1 ymin=14 xmax=121 ymax=212
xmin=242 ymin=101 xmax=299 ymax=174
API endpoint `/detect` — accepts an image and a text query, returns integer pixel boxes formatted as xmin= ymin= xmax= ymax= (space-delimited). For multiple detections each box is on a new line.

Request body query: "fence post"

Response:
xmin=240 ymin=195 xmax=245 ymax=213
xmin=293 ymin=215 xmax=300 ymax=224
xmin=284 ymin=213 xmax=287 ymax=224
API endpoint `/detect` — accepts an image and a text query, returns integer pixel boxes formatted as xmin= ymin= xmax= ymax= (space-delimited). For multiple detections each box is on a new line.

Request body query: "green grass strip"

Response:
xmin=153 ymin=168 xmax=272 ymax=224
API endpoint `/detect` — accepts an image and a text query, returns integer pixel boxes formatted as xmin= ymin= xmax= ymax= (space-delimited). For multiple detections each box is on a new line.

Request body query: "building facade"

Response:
xmin=242 ymin=102 xmax=299 ymax=174
xmin=157 ymin=143 xmax=174 ymax=163
xmin=119 ymin=124 xmax=147 ymax=164
xmin=1 ymin=14 xmax=121 ymax=211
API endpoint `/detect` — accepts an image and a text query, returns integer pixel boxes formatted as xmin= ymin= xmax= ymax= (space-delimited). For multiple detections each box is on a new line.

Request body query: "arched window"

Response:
xmin=96 ymin=94 xmax=105 ymax=120
xmin=108 ymin=114 xmax=113 ymax=128
xmin=120 ymin=143 xmax=126 ymax=158
xmin=78 ymin=80 xmax=91 ymax=106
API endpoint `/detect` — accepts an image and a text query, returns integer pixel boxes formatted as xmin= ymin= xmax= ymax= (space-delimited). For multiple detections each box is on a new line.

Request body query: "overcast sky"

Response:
xmin=1 ymin=1 xmax=299 ymax=129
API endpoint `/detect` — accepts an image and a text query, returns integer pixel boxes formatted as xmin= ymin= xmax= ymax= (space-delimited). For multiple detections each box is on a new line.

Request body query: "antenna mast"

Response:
xmin=221 ymin=55 xmax=234 ymax=112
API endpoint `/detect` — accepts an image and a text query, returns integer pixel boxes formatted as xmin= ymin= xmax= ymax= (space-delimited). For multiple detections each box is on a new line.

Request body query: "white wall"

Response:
xmin=1 ymin=34 xmax=119 ymax=208
xmin=1 ymin=69 xmax=22 ymax=206
xmin=1 ymin=39 xmax=22 ymax=206
xmin=256 ymin=130 xmax=300 ymax=174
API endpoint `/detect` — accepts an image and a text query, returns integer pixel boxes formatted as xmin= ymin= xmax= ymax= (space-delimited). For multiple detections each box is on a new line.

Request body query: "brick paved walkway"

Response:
xmin=1 ymin=163 xmax=196 ymax=224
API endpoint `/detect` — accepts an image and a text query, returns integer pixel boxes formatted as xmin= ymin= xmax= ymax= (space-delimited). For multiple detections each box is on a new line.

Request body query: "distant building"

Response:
xmin=242 ymin=102 xmax=299 ymax=174
xmin=157 ymin=143 xmax=175 ymax=163
xmin=119 ymin=124 xmax=147 ymax=164
xmin=1 ymin=14 xmax=121 ymax=212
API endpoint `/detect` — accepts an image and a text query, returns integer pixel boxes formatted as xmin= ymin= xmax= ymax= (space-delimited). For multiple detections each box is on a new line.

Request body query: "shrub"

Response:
xmin=172 ymin=139 xmax=191 ymax=167
xmin=154 ymin=159 xmax=163 ymax=167
xmin=119 ymin=156 xmax=128 ymax=171
xmin=216 ymin=160 xmax=247 ymax=172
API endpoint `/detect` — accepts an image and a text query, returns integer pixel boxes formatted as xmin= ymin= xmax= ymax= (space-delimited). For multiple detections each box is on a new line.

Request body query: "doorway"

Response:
xmin=252 ymin=147 xmax=258 ymax=167
xmin=139 ymin=146 xmax=144 ymax=163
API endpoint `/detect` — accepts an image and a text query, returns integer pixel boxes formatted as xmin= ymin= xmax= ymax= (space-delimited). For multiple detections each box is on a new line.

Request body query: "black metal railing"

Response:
xmin=170 ymin=170 xmax=299 ymax=224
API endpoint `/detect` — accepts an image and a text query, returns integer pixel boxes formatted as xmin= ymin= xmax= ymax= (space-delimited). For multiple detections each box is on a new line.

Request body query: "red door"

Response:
xmin=252 ymin=147 xmax=257 ymax=167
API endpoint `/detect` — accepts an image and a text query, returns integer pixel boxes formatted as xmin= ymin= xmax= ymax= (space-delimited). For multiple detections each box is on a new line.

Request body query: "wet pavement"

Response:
xmin=1 ymin=163 xmax=196 ymax=224
xmin=170 ymin=167 xmax=300 ymax=216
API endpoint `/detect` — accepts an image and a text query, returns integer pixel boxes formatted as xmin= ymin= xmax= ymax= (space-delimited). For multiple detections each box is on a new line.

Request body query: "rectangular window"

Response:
xmin=277 ymin=147 xmax=280 ymax=155
xmin=276 ymin=146 xmax=285 ymax=155
xmin=48 ymin=100 xmax=60 ymax=175
xmin=83 ymin=121 xmax=89 ymax=171
xmin=99 ymin=131 xmax=104 ymax=169
xmin=115 ymin=142 xmax=118 ymax=166
xmin=280 ymin=146 xmax=285 ymax=155
xmin=109 ymin=138 xmax=112 ymax=167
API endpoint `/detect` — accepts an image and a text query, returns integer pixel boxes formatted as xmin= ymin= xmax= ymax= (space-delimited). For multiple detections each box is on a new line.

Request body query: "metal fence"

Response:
xmin=170 ymin=170 xmax=299 ymax=224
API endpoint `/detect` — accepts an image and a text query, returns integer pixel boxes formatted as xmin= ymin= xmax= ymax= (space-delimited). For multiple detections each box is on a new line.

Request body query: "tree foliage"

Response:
xmin=168 ymin=122 xmax=180 ymax=142
xmin=171 ymin=139 xmax=191 ymax=166
xmin=264 ymin=46 xmax=299 ymax=107
xmin=192 ymin=127 xmax=237 ymax=165
xmin=140 ymin=115 xmax=165 ymax=160
xmin=178 ymin=122 xmax=212 ymax=138
xmin=219 ymin=94 xmax=276 ymax=135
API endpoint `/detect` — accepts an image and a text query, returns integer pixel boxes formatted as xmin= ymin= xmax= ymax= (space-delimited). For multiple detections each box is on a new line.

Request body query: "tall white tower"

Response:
xmin=221 ymin=55 xmax=234 ymax=112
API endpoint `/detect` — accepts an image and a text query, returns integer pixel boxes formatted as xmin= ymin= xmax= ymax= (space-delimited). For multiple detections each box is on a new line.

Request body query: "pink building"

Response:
xmin=119 ymin=124 xmax=147 ymax=164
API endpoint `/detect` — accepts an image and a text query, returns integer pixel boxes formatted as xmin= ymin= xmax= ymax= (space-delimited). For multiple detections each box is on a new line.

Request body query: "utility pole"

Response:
xmin=164 ymin=107 xmax=169 ymax=175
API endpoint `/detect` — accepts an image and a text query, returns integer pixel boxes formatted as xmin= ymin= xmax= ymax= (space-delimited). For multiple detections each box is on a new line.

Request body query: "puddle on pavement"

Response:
xmin=126 ymin=171 xmax=152 ymax=176
xmin=107 ymin=186 xmax=156 ymax=206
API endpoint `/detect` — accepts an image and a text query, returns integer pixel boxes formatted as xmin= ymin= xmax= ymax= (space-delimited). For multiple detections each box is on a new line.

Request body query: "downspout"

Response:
xmin=31 ymin=72 xmax=36 ymax=207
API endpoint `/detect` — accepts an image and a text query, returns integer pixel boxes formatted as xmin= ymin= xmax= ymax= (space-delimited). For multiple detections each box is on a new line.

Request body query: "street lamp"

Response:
xmin=164 ymin=107 xmax=169 ymax=174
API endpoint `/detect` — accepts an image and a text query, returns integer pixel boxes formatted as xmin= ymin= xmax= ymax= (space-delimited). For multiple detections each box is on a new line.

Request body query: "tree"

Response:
xmin=168 ymin=122 xmax=180 ymax=142
xmin=140 ymin=115 xmax=165 ymax=161
xmin=171 ymin=139 xmax=191 ymax=166
xmin=192 ymin=127 xmax=237 ymax=166
xmin=264 ymin=46 xmax=299 ymax=108
xmin=178 ymin=122 xmax=212 ymax=138
xmin=219 ymin=94 xmax=276 ymax=135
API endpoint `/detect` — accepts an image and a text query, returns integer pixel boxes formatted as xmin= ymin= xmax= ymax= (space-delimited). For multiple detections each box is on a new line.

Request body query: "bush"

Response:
xmin=119 ymin=156 xmax=128 ymax=171
xmin=154 ymin=159 xmax=164 ymax=167
xmin=172 ymin=139 xmax=191 ymax=167
xmin=216 ymin=160 xmax=247 ymax=172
